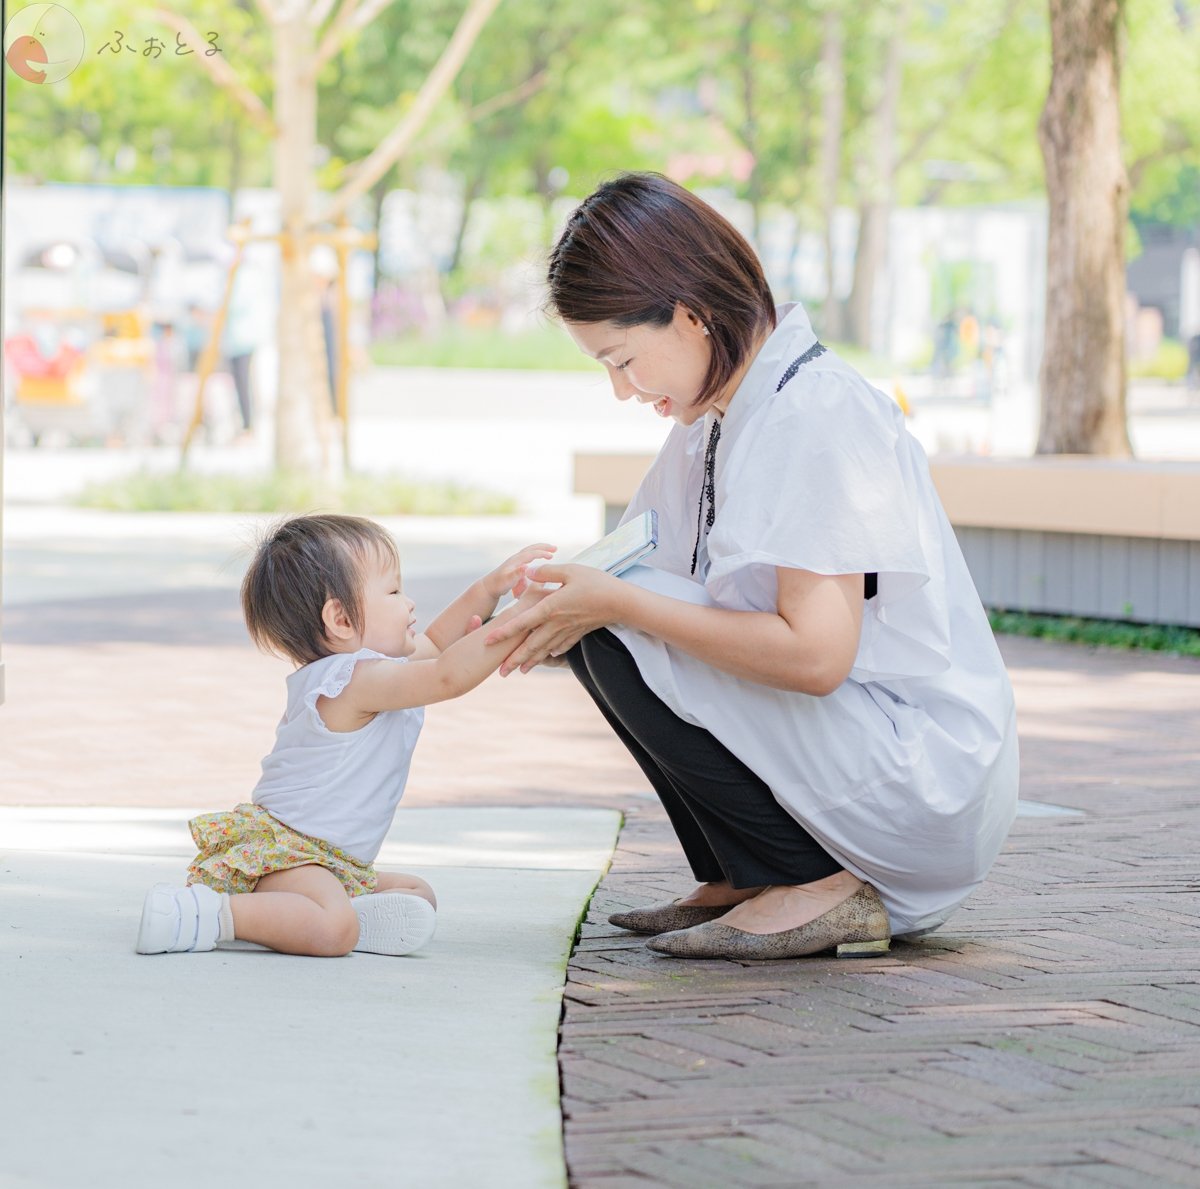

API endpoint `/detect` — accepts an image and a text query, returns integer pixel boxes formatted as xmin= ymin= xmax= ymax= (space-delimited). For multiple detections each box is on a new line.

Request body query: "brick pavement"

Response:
xmin=559 ymin=637 xmax=1200 ymax=1188
xmin=0 ymin=582 xmax=643 ymax=812
xmin=5 ymin=580 xmax=1199 ymax=1186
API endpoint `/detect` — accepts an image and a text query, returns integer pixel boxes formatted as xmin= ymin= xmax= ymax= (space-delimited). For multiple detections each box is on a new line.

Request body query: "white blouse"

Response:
xmin=612 ymin=302 xmax=1019 ymax=936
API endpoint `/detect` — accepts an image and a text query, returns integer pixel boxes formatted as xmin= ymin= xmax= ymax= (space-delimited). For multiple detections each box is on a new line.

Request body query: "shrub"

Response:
xmin=75 ymin=469 xmax=518 ymax=516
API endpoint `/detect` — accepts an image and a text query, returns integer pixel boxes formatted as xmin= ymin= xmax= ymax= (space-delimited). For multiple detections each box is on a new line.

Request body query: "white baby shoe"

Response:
xmin=352 ymin=892 xmax=437 ymax=956
xmin=136 ymin=883 xmax=224 ymax=954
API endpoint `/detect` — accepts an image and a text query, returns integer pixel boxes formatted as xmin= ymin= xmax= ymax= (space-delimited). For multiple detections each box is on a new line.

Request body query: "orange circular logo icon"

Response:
xmin=4 ymin=3 xmax=85 ymax=84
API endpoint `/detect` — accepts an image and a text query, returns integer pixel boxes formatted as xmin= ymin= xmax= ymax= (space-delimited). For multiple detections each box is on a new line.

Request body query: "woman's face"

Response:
xmin=565 ymin=304 xmax=713 ymax=426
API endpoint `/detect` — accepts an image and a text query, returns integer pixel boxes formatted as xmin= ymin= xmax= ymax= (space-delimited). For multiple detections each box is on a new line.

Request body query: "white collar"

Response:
xmin=710 ymin=302 xmax=818 ymax=436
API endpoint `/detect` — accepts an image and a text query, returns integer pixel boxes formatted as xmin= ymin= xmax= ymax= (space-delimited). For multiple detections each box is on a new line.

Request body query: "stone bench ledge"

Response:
xmin=574 ymin=452 xmax=1200 ymax=542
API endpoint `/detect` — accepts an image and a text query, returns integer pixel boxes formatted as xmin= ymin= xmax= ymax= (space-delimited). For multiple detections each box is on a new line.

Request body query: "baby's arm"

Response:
xmin=334 ymin=588 xmax=550 ymax=720
xmin=416 ymin=544 xmax=555 ymax=659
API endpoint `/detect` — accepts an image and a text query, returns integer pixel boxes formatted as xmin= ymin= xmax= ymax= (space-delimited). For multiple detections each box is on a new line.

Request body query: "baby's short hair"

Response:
xmin=241 ymin=513 xmax=400 ymax=666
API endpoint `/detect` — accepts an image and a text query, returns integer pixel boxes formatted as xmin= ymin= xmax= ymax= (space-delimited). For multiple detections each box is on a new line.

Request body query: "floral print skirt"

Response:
xmin=186 ymin=802 xmax=376 ymax=898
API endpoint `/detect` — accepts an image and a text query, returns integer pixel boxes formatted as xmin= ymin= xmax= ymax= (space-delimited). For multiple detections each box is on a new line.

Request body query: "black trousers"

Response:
xmin=566 ymin=629 xmax=842 ymax=889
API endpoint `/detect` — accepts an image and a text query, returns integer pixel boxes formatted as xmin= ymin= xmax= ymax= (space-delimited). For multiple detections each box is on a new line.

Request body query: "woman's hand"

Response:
xmin=485 ymin=563 xmax=628 ymax=675
xmin=482 ymin=543 xmax=557 ymax=600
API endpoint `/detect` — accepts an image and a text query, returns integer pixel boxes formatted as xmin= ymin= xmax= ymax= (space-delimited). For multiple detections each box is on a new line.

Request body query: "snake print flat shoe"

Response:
xmin=645 ymin=884 xmax=891 ymax=960
xmin=608 ymin=900 xmax=734 ymax=935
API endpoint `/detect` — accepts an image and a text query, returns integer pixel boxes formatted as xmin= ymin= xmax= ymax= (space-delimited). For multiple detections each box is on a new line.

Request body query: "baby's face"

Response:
xmin=359 ymin=553 xmax=417 ymax=658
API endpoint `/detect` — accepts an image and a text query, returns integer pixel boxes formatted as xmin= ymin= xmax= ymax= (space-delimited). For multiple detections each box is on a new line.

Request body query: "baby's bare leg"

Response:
xmin=374 ymin=870 xmax=436 ymax=908
xmin=231 ymin=864 xmax=359 ymax=956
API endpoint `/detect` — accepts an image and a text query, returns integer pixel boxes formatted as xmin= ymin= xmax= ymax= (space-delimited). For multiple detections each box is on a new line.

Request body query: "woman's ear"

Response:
xmin=675 ymin=302 xmax=712 ymax=338
xmin=321 ymin=597 xmax=355 ymax=643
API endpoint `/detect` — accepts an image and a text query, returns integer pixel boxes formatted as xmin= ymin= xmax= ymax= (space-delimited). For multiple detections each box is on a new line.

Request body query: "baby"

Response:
xmin=136 ymin=512 xmax=552 ymax=957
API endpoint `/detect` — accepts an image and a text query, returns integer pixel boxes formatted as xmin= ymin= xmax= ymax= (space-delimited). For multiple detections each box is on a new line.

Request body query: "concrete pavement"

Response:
xmin=2 ymin=805 xmax=618 ymax=1189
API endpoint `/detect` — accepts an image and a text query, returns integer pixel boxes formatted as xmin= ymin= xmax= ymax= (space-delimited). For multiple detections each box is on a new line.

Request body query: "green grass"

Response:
xmin=823 ymin=340 xmax=897 ymax=377
xmin=1130 ymin=337 xmax=1189 ymax=382
xmin=988 ymin=609 xmax=1200 ymax=657
xmin=371 ymin=324 xmax=594 ymax=371
xmin=75 ymin=469 xmax=519 ymax=516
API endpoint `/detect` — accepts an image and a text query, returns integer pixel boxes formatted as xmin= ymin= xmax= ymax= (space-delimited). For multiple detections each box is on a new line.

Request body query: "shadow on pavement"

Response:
xmin=3 ymin=574 xmax=486 ymax=647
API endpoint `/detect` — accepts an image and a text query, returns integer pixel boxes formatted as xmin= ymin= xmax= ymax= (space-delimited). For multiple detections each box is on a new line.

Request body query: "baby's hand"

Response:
xmin=483 ymin=543 xmax=557 ymax=600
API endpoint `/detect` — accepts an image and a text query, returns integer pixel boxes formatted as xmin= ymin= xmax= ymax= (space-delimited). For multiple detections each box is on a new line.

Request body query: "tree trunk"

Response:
xmin=273 ymin=13 xmax=328 ymax=474
xmin=369 ymin=176 xmax=389 ymax=290
xmin=227 ymin=114 xmax=243 ymax=200
xmin=845 ymin=0 xmax=908 ymax=352
xmin=819 ymin=6 xmax=845 ymax=340
xmin=736 ymin=13 xmax=762 ymax=251
xmin=448 ymin=163 xmax=487 ymax=277
xmin=847 ymin=202 xmax=887 ymax=350
xmin=1036 ymin=0 xmax=1130 ymax=455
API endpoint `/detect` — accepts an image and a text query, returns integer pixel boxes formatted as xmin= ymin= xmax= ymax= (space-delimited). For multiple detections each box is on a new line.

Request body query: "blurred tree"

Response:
xmin=844 ymin=0 xmax=910 ymax=352
xmin=636 ymin=0 xmax=1043 ymax=344
xmin=147 ymin=0 xmax=505 ymax=475
xmin=318 ymin=0 xmax=661 ymax=316
xmin=1037 ymin=0 xmax=1130 ymax=455
xmin=372 ymin=0 xmax=672 ymax=317
xmin=818 ymin=3 xmax=847 ymax=339
xmin=644 ymin=1 xmax=824 ymax=243
xmin=841 ymin=0 xmax=1033 ymax=351
xmin=308 ymin=2 xmax=464 ymax=327
xmin=439 ymin=0 xmax=659 ymax=277
xmin=1123 ymin=0 xmax=1200 ymax=226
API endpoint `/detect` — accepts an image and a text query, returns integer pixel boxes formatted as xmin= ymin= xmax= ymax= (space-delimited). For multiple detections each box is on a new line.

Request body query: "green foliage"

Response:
xmin=318 ymin=0 xmax=463 ymax=194
xmin=890 ymin=0 xmax=1050 ymax=207
xmin=825 ymin=340 xmax=896 ymax=377
xmin=441 ymin=0 xmax=662 ymax=203
xmin=1131 ymin=165 xmax=1200 ymax=228
xmin=7 ymin=0 xmax=1196 ymax=222
xmin=6 ymin=0 xmax=272 ymax=188
xmin=1123 ymin=0 xmax=1200 ymax=224
xmin=75 ymin=468 xmax=518 ymax=515
xmin=988 ymin=610 xmax=1200 ymax=657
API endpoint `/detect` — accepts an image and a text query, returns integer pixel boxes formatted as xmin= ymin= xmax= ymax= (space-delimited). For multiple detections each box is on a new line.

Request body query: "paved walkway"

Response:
xmin=3 ymin=805 xmax=618 ymax=1189
xmin=562 ymin=637 xmax=1200 ymax=1188
xmin=3 ymin=508 xmax=1200 ymax=1186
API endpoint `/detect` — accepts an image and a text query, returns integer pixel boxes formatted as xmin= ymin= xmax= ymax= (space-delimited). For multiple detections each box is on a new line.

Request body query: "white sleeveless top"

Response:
xmin=613 ymin=302 xmax=1019 ymax=937
xmin=252 ymin=648 xmax=424 ymax=863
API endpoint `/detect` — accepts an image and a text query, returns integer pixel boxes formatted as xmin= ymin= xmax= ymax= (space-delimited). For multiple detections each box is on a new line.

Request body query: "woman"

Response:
xmin=489 ymin=173 xmax=1019 ymax=960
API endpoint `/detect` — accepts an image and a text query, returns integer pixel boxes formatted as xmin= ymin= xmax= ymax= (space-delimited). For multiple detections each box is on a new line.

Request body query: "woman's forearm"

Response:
xmin=613 ymin=582 xmax=854 ymax=695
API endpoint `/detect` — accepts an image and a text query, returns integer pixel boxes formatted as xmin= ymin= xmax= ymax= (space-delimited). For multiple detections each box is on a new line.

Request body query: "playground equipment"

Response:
xmin=3 ymin=239 xmax=155 ymax=444
xmin=4 ymin=307 xmax=155 ymax=445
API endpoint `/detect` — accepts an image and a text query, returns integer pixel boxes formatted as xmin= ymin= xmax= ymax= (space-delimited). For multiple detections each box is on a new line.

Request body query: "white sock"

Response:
xmin=217 ymin=893 xmax=236 ymax=942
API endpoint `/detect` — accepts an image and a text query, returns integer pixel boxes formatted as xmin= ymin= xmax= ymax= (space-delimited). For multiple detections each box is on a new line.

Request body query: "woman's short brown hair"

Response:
xmin=241 ymin=514 xmax=400 ymax=667
xmin=545 ymin=172 xmax=776 ymax=408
